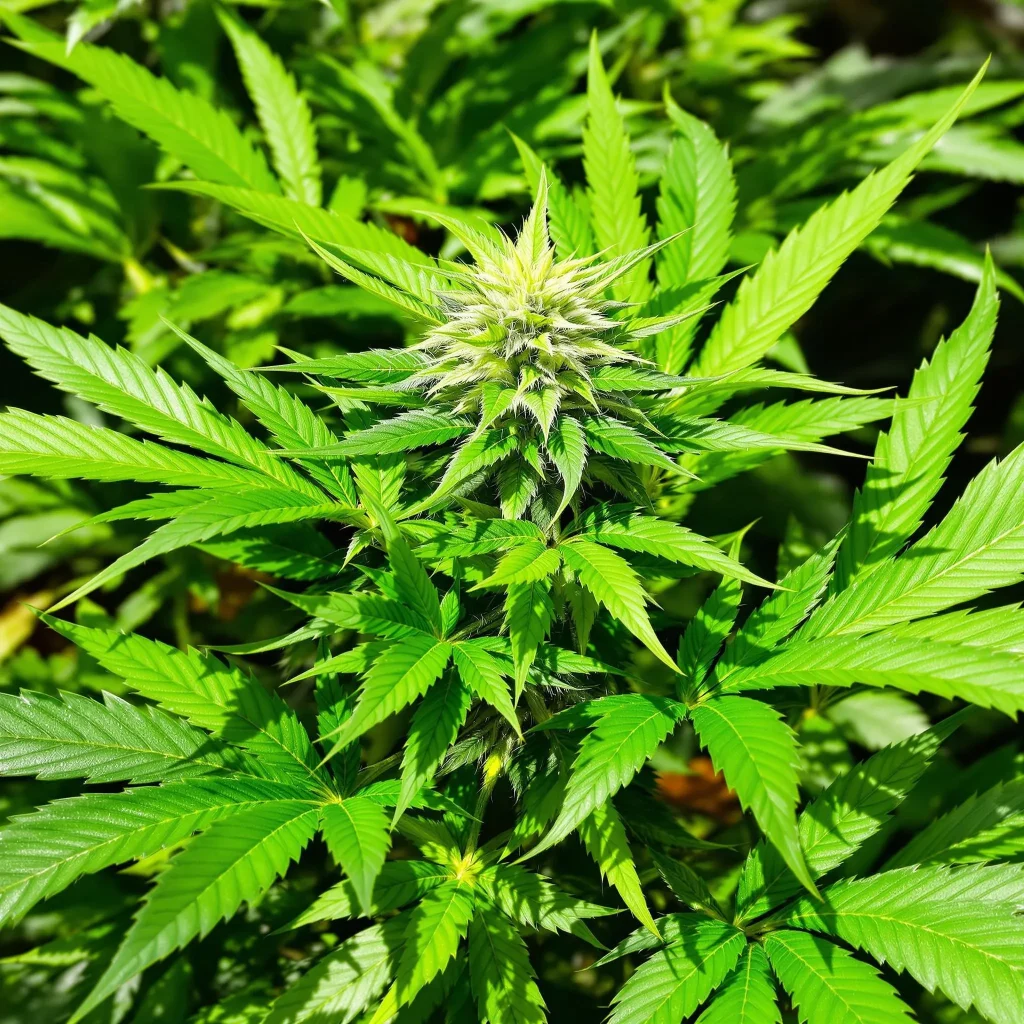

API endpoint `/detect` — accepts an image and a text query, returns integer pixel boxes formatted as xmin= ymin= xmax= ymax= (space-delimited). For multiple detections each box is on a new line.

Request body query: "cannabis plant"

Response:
xmin=2 ymin=9 xmax=1024 ymax=1024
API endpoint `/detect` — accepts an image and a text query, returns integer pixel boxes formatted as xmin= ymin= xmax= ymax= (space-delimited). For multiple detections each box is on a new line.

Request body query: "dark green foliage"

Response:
xmin=2 ymin=4 xmax=1024 ymax=1024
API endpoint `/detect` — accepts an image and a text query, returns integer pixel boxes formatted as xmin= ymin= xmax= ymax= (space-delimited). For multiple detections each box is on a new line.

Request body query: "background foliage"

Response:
xmin=2 ymin=2 xmax=1024 ymax=1023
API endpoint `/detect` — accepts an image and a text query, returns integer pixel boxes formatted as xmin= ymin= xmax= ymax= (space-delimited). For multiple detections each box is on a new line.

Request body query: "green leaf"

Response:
xmin=834 ymin=257 xmax=998 ymax=591
xmin=925 ymin=123 xmax=1024 ymax=182
xmin=476 ymin=863 xmax=614 ymax=943
xmin=497 ymin=456 xmax=541 ymax=520
xmin=468 ymin=912 xmax=546 ymax=1024
xmin=810 ymin=437 xmax=1024 ymax=635
xmin=658 ymin=99 xmax=736 ymax=288
xmin=607 ymin=917 xmax=747 ymax=1024
xmin=160 ymin=176 xmax=425 ymax=256
xmin=690 ymin=696 xmax=815 ymax=896
xmin=75 ymin=799 xmax=319 ymax=1020
xmin=778 ymin=865 xmax=1024 ymax=1024
xmin=548 ymin=415 xmax=588 ymax=517
xmin=865 ymin=215 xmax=1024 ymax=303
xmin=323 ymin=636 xmax=452 ymax=755
xmin=885 ymin=603 xmax=1024 ymax=656
xmin=331 ymin=411 xmax=472 ymax=457
xmin=528 ymin=696 xmax=685 ymax=858
xmin=0 ymin=410 xmax=268 ymax=489
xmin=0 ymin=305 xmax=317 ymax=497
xmin=722 ymin=632 xmax=1024 ymax=715
xmin=370 ymin=882 xmax=475 ymax=1024
xmin=42 ymin=617 xmax=325 ymax=787
xmin=575 ymin=506 xmax=774 ymax=587
xmin=694 ymin=65 xmax=986 ymax=375
xmin=57 ymin=487 xmax=352 ymax=611
xmin=579 ymin=800 xmax=659 ymax=937
xmin=764 ymin=929 xmax=915 ymax=1024
xmin=476 ymin=540 xmax=560 ymax=589
xmin=423 ymin=428 xmax=520 ymax=506
xmin=651 ymin=850 xmax=722 ymax=918
xmin=678 ymin=568 xmax=743 ymax=698
xmin=695 ymin=945 xmax=780 ymax=1024
xmin=560 ymin=538 xmax=678 ymax=671
xmin=262 ymin=911 xmax=407 ymax=1024
xmin=283 ymin=861 xmax=451 ymax=930
xmin=418 ymin=519 xmax=545 ymax=559
xmin=714 ymin=540 xmax=839 ymax=685
xmin=0 ymin=779 xmax=300 ymax=927
xmin=504 ymin=578 xmax=554 ymax=694
xmin=321 ymin=798 xmax=392 ymax=918
xmin=581 ymin=416 xmax=683 ymax=477
xmin=395 ymin=675 xmax=472 ymax=823
xmin=0 ymin=689 xmax=265 ymax=784
xmin=200 ymin=524 xmax=345 ymax=582
xmin=278 ymin=590 xmax=433 ymax=641
xmin=174 ymin=328 xmax=356 ymax=503
xmin=584 ymin=35 xmax=650 ymax=302
xmin=218 ymin=8 xmax=321 ymax=205
xmin=885 ymin=777 xmax=1024 ymax=868
xmin=6 ymin=16 xmax=279 ymax=193
xmin=452 ymin=641 xmax=520 ymax=736
xmin=736 ymin=711 xmax=966 ymax=922
xmin=384 ymin=531 xmax=443 ymax=635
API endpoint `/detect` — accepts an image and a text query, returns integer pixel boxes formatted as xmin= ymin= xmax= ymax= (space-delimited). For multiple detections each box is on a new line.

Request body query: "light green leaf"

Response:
xmin=723 ymin=632 xmax=1024 ymax=715
xmin=0 ymin=689 xmax=265 ymax=784
xmin=6 ymin=15 xmax=279 ymax=193
xmin=548 ymin=415 xmax=587 ymax=517
xmin=476 ymin=863 xmax=614 ymax=944
xmin=809 ymin=438 xmax=1024 ymax=634
xmin=575 ymin=506 xmax=774 ymax=587
xmin=690 ymin=696 xmax=815 ymax=896
xmin=584 ymin=34 xmax=650 ymax=301
xmin=678 ymin=569 xmax=743 ymax=698
xmin=42 ymin=617 xmax=325 ymax=787
xmin=694 ymin=65 xmax=986 ymax=375
xmin=0 ymin=410 xmax=267 ymax=489
xmin=778 ymin=865 xmax=1024 ymax=1024
xmin=324 ymin=636 xmax=452 ymax=755
xmin=658 ymin=98 xmax=736 ymax=288
xmin=0 ymin=779 xmax=300 ymax=927
xmin=504 ymin=578 xmax=554 ymax=694
xmin=475 ymin=541 xmax=560 ymax=589
xmin=528 ymin=695 xmax=685 ymax=858
xmin=581 ymin=416 xmax=683 ymax=477
xmin=607 ymin=917 xmax=747 ymax=1024
xmin=452 ymin=641 xmax=520 ymax=736
xmin=834 ymin=256 xmax=998 ymax=591
xmin=395 ymin=675 xmax=472 ymax=823
xmin=885 ymin=777 xmax=1024 ymax=868
xmin=764 ymin=929 xmax=915 ymax=1024
xmin=262 ymin=913 xmax=407 ymax=1024
xmin=74 ymin=800 xmax=319 ymax=1020
xmin=370 ymin=882 xmax=475 ymax=1024
xmin=468 ymin=912 xmax=546 ymax=1024
xmin=218 ymin=8 xmax=321 ymax=205
xmin=174 ymin=327 xmax=356 ymax=503
xmin=579 ymin=800 xmax=659 ymax=937
xmin=695 ymin=945 xmax=780 ymax=1024
xmin=321 ymin=798 xmax=392 ymax=917
xmin=560 ymin=538 xmax=679 ymax=671
xmin=282 ymin=861 xmax=451 ymax=931
xmin=736 ymin=711 xmax=966 ymax=922
xmin=0 ymin=305 xmax=317 ymax=497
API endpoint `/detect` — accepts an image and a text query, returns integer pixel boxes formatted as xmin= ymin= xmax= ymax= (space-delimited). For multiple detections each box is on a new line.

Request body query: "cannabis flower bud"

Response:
xmin=298 ymin=174 xmax=705 ymax=521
